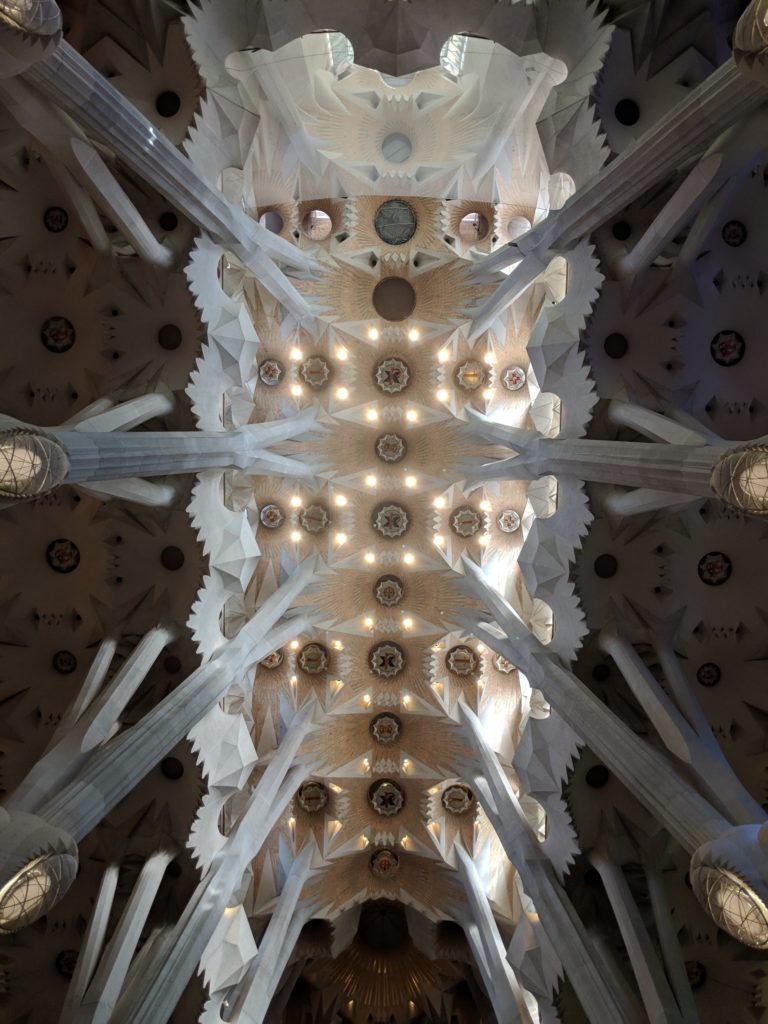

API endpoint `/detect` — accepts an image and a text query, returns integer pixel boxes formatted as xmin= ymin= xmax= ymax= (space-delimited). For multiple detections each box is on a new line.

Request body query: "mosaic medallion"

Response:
xmin=375 ymin=357 xmax=410 ymax=394
xmin=696 ymin=662 xmax=721 ymax=687
xmin=370 ymin=848 xmax=400 ymax=878
xmin=46 ymin=538 xmax=80 ymax=574
xmin=299 ymin=503 xmax=330 ymax=533
xmin=374 ymin=199 xmax=418 ymax=245
xmin=40 ymin=316 xmax=76 ymax=353
xmin=710 ymin=330 xmax=745 ymax=367
xmin=43 ymin=206 xmax=68 ymax=232
xmin=373 ymin=503 xmax=409 ymax=539
xmin=376 ymin=433 xmax=407 ymax=463
xmin=685 ymin=961 xmax=708 ymax=990
xmin=259 ymin=503 xmax=285 ymax=529
xmin=441 ymin=784 xmax=474 ymax=815
xmin=455 ymin=360 xmax=485 ymax=391
xmin=369 ymin=778 xmax=405 ymax=816
xmin=722 ymin=220 xmax=747 ymax=247
xmin=297 ymin=781 xmax=329 ymax=813
xmin=52 ymin=650 xmax=77 ymax=675
xmin=258 ymin=358 xmax=285 ymax=386
xmin=697 ymin=551 xmax=732 ymax=586
xmin=374 ymin=574 xmax=405 ymax=607
xmin=259 ymin=649 xmax=284 ymax=670
xmin=370 ymin=641 xmax=406 ymax=678
xmin=370 ymin=712 xmax=402 ymax=744
xmin=300 ymin=356 xmax=331 ymax=389
xmin=298 ymin=642 xmax=329 ymax=675
xmin=446 ymin=645 xmax=478 ymax=676
xmin=493 ymin=653 xmax=516 ymax=674
xmin=55 ymin=949 xmax=78 ymax=980
xmin=497 ymin=509 xmax=521 ymax=533
xmin=502 ymin=365 xmax=527 ymax=391
xmin=450 ymin=506 xmax=482 ymax=538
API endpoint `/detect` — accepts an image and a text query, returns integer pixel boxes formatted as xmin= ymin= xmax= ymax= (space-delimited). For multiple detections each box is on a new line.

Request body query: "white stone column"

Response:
xmin=458 ymin=702 xmax=638 ymax=1024
xmin=234 ymin=845 xmax=316 ymax=1024
xmin=19 ymin=41 xmax=314 ymax=317
xmin=454 ymin=843 xmax=534 ymax=1024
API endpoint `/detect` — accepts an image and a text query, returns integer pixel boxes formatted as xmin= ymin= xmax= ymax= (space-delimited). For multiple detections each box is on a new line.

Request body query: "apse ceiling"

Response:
xmin=1 ymin=1 xmax=768 ymax=1023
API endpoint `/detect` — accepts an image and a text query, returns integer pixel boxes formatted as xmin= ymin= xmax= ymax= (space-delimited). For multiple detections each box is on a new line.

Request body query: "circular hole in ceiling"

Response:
xmin=372 ymin=277 xmax=416 ymax=321
xmin=157 ymin=324 xmax=182 ymax=351
xmin=374 ymin=199 xmax=417 ymax=245
xmin=161 ymin=545 xmax=185 ymax=571
xmin=158 ymin=211 xmax=178 ymax=232
xmin=593 ymin=554 xmax=618 ymax=578
xmin=603 ymin=332 xmax=628 ymax=359
xmin=155 ymin=91 xmax=181 ymax=118
xmin=381 ymin=132 xmax=412 ymax=164
xmin=506 ymin=216 xmax=531 ymax=241
xmin=302 ymin=209 xmax=332 ymax=240
xmin=585 ymin=764 xmax=610 ymax=788
xmin=614 ymin=98 xmax=640 ymax=125
xmin=459 ymin=211 xmax=490 ymax=243
xmin=259 ymin=210 xmax=284 ymax=234
xmin=612 ymin=220 xmax=632 ymax=241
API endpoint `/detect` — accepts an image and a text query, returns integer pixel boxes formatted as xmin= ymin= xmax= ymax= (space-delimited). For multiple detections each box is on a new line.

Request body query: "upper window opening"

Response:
xmin=440 ymin=34 xmax=469 ymax=77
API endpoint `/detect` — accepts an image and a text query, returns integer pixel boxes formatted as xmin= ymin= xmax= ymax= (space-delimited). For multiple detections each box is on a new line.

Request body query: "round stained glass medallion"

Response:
xmin=374 ymin=575 xmax=405 ymax=607
xmin=722 ymin=221 xmax=747 ymax=247
xmin=441 ymin=784 xmax=474 ymax=815
xmin=497 ymin=509 xmax=521 ymax=533
xmin=375 ymin=199 xmax=418 ymax=245
xmin=685 ymin=961 xmax=708 ymax=990
xmin=370 ymin=848 xmax=400 ymax=877
xmin=369 ymin=778 xmax=405 ymax=816
xmin=40 ymin=316 xmax=75 ymax=353
xmin=446 ymin=645 xmax=478 ymax=676
xmin=710 ymin=330 xmax=745 ymax=367
xmin=450 ymin=506 xmax=482 ymax=538
xmin=259 ymin=649 xmax=284 ymax=670
xmin=373 ymin=503 xmax=409 ymax=539
xmin=56 ymin=949 xmax=78 ymax=980
xmin=43 ymin=206 xmax=68 ymax=232
xmin=376 ymin=433 xmax=407 ymax=463
xmin=370 ymin=641 xmax=405 ymax=678
xmin=297 ymin=781 xmax=329 ymax=813
xmin=299 ymin=503 xmax=330 ymax=534
xmin=370 ymin=712 xmax=402 ymax=744
xmin=697 ymin=662 xmax=721 ymax=687
xmin=455 ymin=360 xmax=485 ymax=392
xmin=300 ymin=356 xmax=331 ymax=389
xmin=258 ymin=358 xmax=285 ymax=386
xmin=375 ymin=357 xmax=410 ymax=394
xmin=259 ymin=503 xmax=285 ymax=529
xmin=502 ymin=366 xmax=527 ymax=391
xmin=46 ymin=539 xmax=80 ymax=574
xmin=493 ymin=653 xmax=515 ymax=674
xmin=298 ymin=642 xmax=329 ymax=675
xmin=697 ymin=551 xmax=732 ymax=586
xmin=52 ymin=650 xmax=77 ymax=675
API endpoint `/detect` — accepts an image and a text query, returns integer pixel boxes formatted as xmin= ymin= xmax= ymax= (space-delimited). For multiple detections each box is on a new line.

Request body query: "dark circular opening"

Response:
xmin=259 ymin=210 xmax=284 ymax=234
xmin=161 ymin=756 xmax=184 ymax=780
xmin=459 ymin=211 xmax=490 ymax=243
xmin=593 ymin=554 xmax=618 ymax=579
xmin=43 ymin=206 xmax=69 ymax=233
xmin=374 ymin=199 xmax=418 ymax=245
xmin=612 ymin=220 xmax=632 ymax=241
xmin=591 ymin=662 xmax=611 ymax=682
xmin=164 ymin=655 xmax=182 ymax=674
xmin=604 ymin=333 xmax=628 ymax=359
xmin=372 ymin=277 xmax=416 ymax=321
xmin=155 ymin=91 xmax=181 ymax=118
xmin=157 ymin=324 xmax=182 ymax=350
xmin=55 ymin=949 xmax=78 ymax=980
xmin=696 ymin=662 xmax=721 ymax=687
xmin=722 ymin=220 xmax=747 ymax=247
xmin=158 ymin=211 xmax=178 ymax=232
xmin=615 ymin=98 xmax=640 ymax=125
xmin=585 ymin=764 xmax=610 ymax=788
xmin=161 ymin=546 xmax=185 ymax=571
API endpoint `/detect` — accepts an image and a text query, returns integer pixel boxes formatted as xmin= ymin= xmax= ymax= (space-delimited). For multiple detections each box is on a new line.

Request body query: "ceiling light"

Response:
xmin=402 ymin=694 xmax=411 ymax=707
xmin=364 ymin=473 xmax=377 ymax=487
xmin=483 ymin=351 xmax=495 ymax=365
xmin=290 ymin=640 xmax=300 ymax=650
xmin=366 ymin=408 xmax=378 ymax=422
xmin=364 ymin=616 xmax=374 ymax=629
xmin=336 ymin=346 xmax=348 ymax=360
xmin=438 ymin=349 xmax=450 ymax=362
xmin=434 ymin=496 xmax=446 ymax=509
xmin=364 ymin=552 xmax=376 ymax=564
xmin=405 ymin=409 xmax=418 ymax=422
xmin=368 ymin=327 xmax=379 ymax=340
xmin=434 ymin=534 xmax=445 ymax=546
xmin=334 ymin=494 xmax=348 ymax=507
xmin=335 ymin=532 xmax=347 ymax=545
xmin=290 ymin=346 xmax=303 ymax=361
xmin=404 ymin=475 xmax=417 ymax=488
xmin=479 ymin=499 xmax=491 ymax=511
xmin=479 ymin=535 xmax=490 ymax=546
xmin=363 ymin=694 xmax=372 ymax=706
xmin=336 ymin=386 xmax=349 ymax=400
xmin=290 ymin=383 xmax=303 ymax=397
xmin=332 ymin=639 xmax=344 ymax=651
xmin=482 ymin=387 xmax=493 ymax=400
xmin=403 ymin=552 xmax=415 ymax=565
xmin=402 ymin=617 xmax=413 ymax=629
xmin=436 ymin=389 xmax=449 ymax=402
xmin=408 ymin=328 xmax=419 ymax=341
xmin=290 ymin=530 xmax=302 ymax=542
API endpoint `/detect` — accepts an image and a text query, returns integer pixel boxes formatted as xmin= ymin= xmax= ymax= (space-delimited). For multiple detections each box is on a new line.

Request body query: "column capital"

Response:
xmin=734 ymin=0 xmax=768 ymax=84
